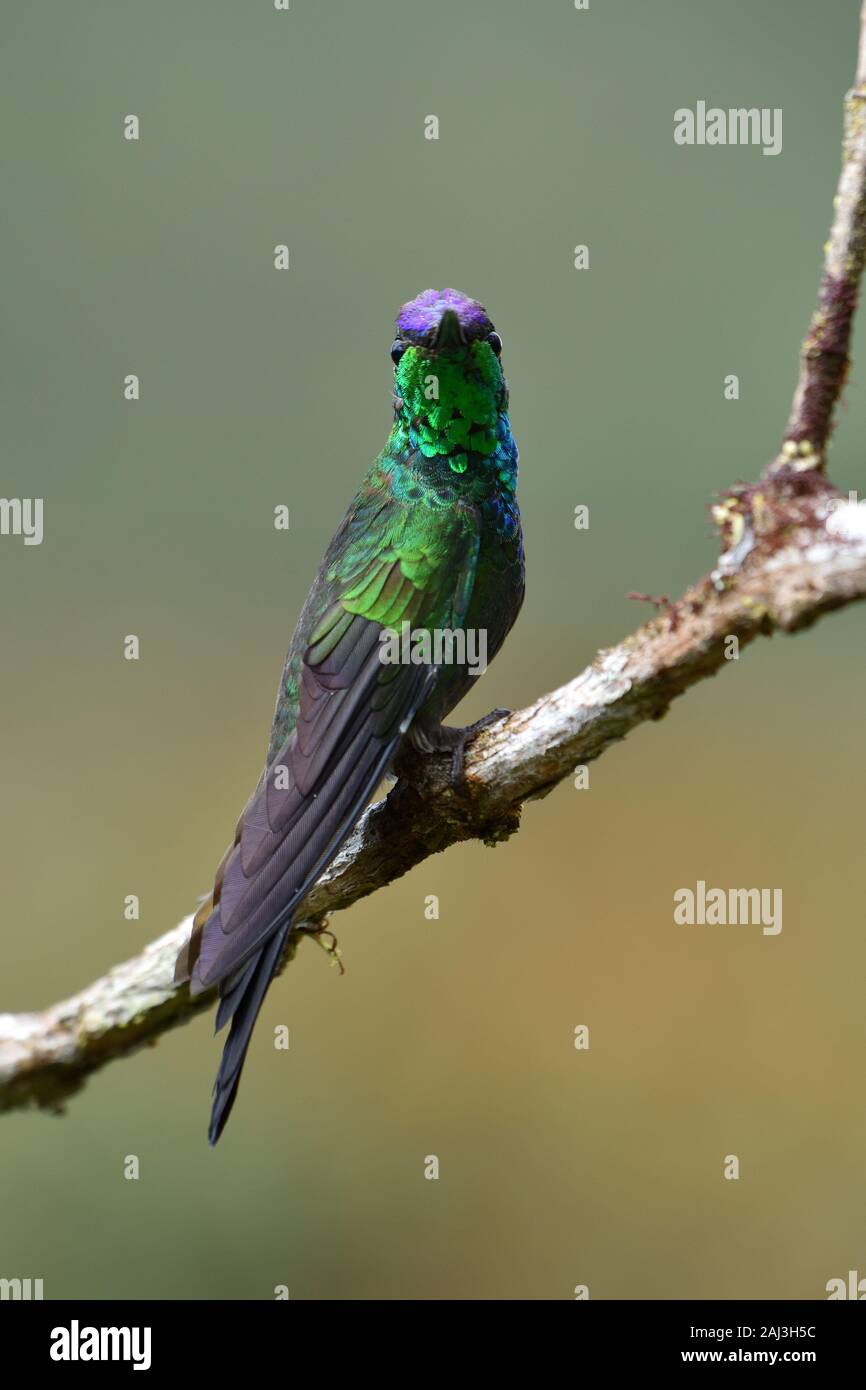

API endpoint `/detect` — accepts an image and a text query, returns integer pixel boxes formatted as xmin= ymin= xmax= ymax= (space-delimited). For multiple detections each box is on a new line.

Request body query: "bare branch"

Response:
xmin=770 ymin=0 xmax=866 ymax=474
xmin=3 ymin=8 xmax=866 ymax=1119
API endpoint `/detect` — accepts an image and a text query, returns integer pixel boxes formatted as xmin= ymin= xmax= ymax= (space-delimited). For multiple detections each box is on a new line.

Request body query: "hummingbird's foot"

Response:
xmin=446 ymin=708 xmax=511 ymax=791
xmin=297 ymin=920 xmax=346 ymax=974
xmin=405 ymin=708 xmax=511 ymax=791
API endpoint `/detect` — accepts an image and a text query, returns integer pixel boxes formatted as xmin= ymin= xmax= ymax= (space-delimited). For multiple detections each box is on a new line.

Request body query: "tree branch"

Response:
xmin=4 ymin=11 xmax=866 ymax=1117
xmin=769 ymin=0 xmax=866 ymax=473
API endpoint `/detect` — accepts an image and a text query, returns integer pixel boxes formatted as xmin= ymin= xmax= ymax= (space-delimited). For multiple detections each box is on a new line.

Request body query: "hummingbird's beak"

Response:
xmin=433 ymin=307 xmax=466 ymax=350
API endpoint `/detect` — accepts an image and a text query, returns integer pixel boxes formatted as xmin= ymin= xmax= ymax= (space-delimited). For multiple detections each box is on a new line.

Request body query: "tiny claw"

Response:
xmin=299 ymin=922 xmax=346 ymax=975
xmin=450 ymin=708 xmax=511 ymax=791
xmin=450 ymin=739 xmax=469 ymax=791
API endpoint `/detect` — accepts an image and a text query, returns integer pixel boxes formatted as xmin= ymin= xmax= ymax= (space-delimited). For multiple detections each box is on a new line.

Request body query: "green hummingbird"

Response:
xmin=177 ymin=288 xmax=524 ymax=1144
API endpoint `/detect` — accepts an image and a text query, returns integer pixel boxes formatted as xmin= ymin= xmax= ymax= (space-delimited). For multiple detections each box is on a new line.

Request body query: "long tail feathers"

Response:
xmin=207 ymin=923 xmax=291 ymax=1146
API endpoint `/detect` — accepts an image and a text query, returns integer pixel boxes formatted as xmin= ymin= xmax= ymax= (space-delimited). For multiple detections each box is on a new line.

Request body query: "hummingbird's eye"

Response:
xmin=390 ymin=341 xmax=406 ymax=365
xmin=487 ymin=332 xmax=502 ymax=356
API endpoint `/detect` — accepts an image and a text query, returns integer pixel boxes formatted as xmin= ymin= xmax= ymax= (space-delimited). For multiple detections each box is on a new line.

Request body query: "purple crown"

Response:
xmin=396 ymin=288 xmax=493 ymax=341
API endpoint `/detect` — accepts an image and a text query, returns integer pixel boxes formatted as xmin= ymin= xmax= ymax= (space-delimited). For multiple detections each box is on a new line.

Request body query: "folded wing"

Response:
xmin=182 ymin=495 xmax=481 ymax=1142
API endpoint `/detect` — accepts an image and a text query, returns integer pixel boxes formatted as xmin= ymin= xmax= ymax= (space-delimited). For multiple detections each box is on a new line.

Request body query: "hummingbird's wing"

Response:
xmin=182 ymin=490 xmax=481 ymax=1142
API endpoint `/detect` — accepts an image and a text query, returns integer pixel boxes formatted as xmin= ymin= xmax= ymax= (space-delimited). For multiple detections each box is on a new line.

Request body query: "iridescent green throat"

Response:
xmin=391 ymin=340 xmax=506 ymax=474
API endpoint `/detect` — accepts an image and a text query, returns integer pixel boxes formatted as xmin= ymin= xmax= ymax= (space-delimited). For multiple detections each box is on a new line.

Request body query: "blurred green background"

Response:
xmin=2 ymin=0 xmax=865 ymax=1300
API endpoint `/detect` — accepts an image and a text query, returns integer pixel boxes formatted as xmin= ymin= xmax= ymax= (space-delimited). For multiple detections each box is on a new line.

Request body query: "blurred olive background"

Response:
xmin=2 ymin=0 xmax=865 ymax=1301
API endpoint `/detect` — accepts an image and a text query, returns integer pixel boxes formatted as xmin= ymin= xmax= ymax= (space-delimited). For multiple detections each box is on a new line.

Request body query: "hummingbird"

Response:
xmin=177 ymin=288 xmax=524 ymax=1144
